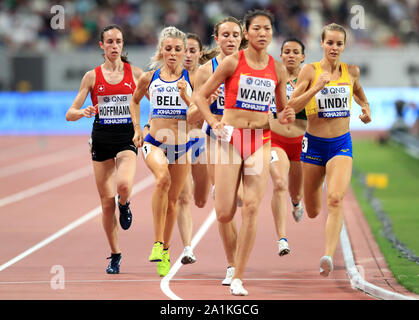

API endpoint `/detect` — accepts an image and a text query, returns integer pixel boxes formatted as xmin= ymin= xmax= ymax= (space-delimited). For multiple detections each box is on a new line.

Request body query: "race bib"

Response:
xmin=269 ymin=94 xmax=277 ymax=114
xmin=150 ymin=84 xmax=188 ymax=118
xmin=236 ymin=75 xmax=275 ymax=112
xmin=286 ymin=82 xmax=294 ymax=101
xmin=315 ymin=85 xmax=350 ymax=118
xmin=211 ymin=84 xmax=225 ymax=114
xmin=97 ymin=94 xmax=132 ymax=125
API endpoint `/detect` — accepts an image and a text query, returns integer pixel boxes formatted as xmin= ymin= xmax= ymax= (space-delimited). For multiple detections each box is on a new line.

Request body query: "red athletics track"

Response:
xmin=0 ymin=134 xmax=417 ymax=300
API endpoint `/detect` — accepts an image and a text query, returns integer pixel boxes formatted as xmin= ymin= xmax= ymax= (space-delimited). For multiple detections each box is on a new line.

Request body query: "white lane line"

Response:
xmin=160 ymin=208 xmax=217 ymax=300
xmin=0 ymin=144 xmax=87 ymax=178
xmin=0 ymin=278 xmax=350 ymax=285
xmin=0 ymin=175 xmax=155 ymax=273
xmin=0 ymin=165 xmax=92 ymax=208
xmin=340 ymin=221 xmax=416 ymax=300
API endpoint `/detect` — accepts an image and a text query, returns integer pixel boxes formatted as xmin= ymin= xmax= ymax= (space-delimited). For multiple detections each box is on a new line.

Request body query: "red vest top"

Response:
xmin=224 ymin=50 xmax=277 ymax=113
xmin=91 ymin=62 xmax=136 ymax=125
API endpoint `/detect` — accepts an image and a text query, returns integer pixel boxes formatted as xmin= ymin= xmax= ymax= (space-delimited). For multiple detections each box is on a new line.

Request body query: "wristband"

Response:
xmin=143 ymin=123 xmax=151 ymax=129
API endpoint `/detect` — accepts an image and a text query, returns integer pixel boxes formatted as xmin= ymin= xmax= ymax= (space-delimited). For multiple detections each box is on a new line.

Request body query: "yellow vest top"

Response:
xmin=305 ymin=62 xmax=353 ymax=118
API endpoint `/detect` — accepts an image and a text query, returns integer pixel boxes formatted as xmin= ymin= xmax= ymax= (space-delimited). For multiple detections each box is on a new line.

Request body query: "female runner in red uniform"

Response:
xmin=193 ymin=9 xmax=295 ymax=296
xmin=269 ymin=38 xmax=307 ymax=256
xmin=66 ymin=25 xmax=143 ymax=274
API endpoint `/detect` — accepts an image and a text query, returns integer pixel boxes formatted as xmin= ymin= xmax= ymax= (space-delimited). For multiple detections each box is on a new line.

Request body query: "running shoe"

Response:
xmin=319 ymin=255 xmax=333 ymax=277
xmin=181 ymin=246 xmax=196 ymax=265
xmin=106 ymin=253 xmax=121 ymax=274
xmin=222 ymin=266 xmax=235 ymax=286
xmin=291 ymin=199 xmax=304 ymax=222
xmin=278 ymin=238 xmax=291 ymax=256
xmin=157 ymin=250 xmax=171 ymax=277
xmin=118 ymin=197 xmax=132 ymax=230
xmin=230 ymin=278 xmax=248 ymax=296
xmin=149 ymin=242 xmax=163 ymax=262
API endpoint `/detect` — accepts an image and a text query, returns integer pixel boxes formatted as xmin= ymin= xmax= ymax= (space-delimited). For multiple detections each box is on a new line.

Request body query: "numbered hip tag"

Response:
xmin=302 ymin=136 xmax=308 ymax=153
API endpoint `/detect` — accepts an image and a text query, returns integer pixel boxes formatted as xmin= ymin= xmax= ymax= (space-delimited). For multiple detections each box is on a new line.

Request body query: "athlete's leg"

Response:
xmin=115 ymin=150 xmax=137 ymax=205
xmin=214 ymin=141 xmax=241 ymax=270
xmin=93 ymin=159 xmax=119 ymax=254
xmin=163 ymin=160 xmax=190 ymax=249
xmin=288 ymin=160 xmax=303 ymax=205
xmin=191 ymin=162 xmax=211 ymax=208
xmin=177 ymin=173 xmax=193 ymax=247
xmin=302 ymin=162 xmax=325 ymax=219
xmin=233 ymin=142 xmax=271 ymax=282
xmin=269 ymin=147 xmax=290 ymax=240
xmin=206 ymin=135 xmax=216 ymax=186
xmin=143 ymin=144 xmax=171 ymax=243
xmin=324 ymin=155 xmax=353 ymax=258
xmin=214 ymin=141 xmax=242 ymax=223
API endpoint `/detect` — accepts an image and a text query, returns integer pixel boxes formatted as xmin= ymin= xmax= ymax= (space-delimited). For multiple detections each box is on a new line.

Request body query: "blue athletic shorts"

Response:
xmin=189 ymin=137 xmax=206 ymax=164
xmin=300 ymin=131 xmax=352 ymax=166
xmin=143 ymin=133 xmax=191 ymax=164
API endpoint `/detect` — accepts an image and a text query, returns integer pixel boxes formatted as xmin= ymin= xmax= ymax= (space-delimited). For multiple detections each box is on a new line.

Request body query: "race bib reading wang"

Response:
xmin=236 ymin=75 xmax=275 ymax=112
xmin=98 ymin=94 xmax=132 ymax=125
xmin=315 ymin=85 xmax=350 ymax=118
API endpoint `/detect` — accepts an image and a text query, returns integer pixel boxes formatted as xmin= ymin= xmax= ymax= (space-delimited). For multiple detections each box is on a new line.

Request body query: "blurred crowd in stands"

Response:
xmin=0 ymin=0 xmax=418 ymax=52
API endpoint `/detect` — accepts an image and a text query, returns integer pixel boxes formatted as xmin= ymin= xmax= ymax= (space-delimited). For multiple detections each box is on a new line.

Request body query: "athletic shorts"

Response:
xmin=142 ymin=133 xmax=191 ymax=164
xmin=202 ymin=120 xmax=217 ymax=140
xmin=189 ymin=137 xmax=206 ymax=164
xmin=90 ymin=135 xmax=137 ymax=162
xmin=271 ymin=131 xmax=304 ymax=162
xmin=300 ymin=131 xmax=352 ymax=167
xmin=230 ymin=128 xmax=271 ymax=160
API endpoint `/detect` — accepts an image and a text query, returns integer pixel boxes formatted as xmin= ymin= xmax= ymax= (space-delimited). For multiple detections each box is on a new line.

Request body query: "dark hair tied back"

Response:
xmin=100 ymin=24 xmax=130 ymax=64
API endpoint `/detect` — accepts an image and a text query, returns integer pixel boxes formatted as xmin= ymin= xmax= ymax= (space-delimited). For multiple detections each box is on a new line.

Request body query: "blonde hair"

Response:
xmin=149 ymin=26 xmax=187 ymax=70
xmin=321 ymin=23 xmax=347 ymax=44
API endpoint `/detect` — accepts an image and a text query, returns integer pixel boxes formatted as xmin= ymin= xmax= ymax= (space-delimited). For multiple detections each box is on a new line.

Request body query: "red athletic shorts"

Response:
xmin=271 ymin=131 xmax=304 ymax=161
xmin=229 ymin=128 xmax=271 ymax=160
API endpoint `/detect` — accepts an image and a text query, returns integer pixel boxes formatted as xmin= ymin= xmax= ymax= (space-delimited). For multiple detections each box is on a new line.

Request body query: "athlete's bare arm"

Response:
xmin=287 ymin=64 xmax=327 ymax=113
xmin=188 ymin=62 xmax=218 ymax=124
xmin=275 ymin=61 xmax=295 ymax=124
xmin=130 ymin=71 xmax=154 ymax=147
xmin=349 ymin=65 xmax=371 ymax=124
xmin=65 ymin=70 xmax=96 ymax=121
xmin=132 ymin=65 xmax=144 ymax=83
xmin=193 ymin=52 xmax=238 ymax=129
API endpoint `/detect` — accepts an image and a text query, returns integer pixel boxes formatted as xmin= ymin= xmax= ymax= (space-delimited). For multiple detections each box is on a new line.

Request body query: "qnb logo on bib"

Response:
xmin=316 ymin=85 xmax=350 ymax=118
xmin=98 ymin=94 xmax=132 ymax=124
xmin=236 ymin=75 xmax=275 ymax=112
